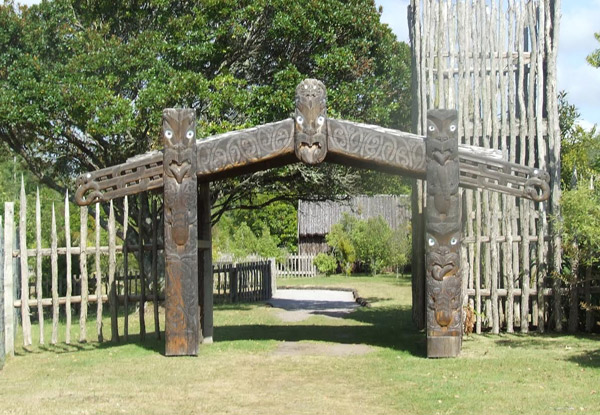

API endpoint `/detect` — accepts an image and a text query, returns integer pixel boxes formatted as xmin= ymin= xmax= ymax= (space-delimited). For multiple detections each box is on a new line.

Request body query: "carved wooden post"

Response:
xmin=198 ymin=182 xmax=213 ymax=343
xmin=294 ymin=78 xmax=327 ymax=165
xmin=425 ymin=109 xmax=462 ymax=358
xmin=163 ymin=108 xmax=199 ymax=356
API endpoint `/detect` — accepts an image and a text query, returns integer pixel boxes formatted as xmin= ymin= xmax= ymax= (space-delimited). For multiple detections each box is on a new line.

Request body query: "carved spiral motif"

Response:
xmin=196 ymin=120 xmax=294 ymax=175
xmin=327 ymin=119 xmax=427 ymax=173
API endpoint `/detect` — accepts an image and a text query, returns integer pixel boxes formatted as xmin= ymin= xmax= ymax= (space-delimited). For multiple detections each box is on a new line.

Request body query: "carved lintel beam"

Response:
xmin=74 ymin=119 xmax=295 ymax=205
xmin=294 ymin=78 xmax=328 ymax=164
xmin=425 ymin=109 xmax=463 ymax=358
xmin=74 ymin=78 xmax=550 ymax=206
xmin=163 ymin=108 xmax=199 ymax=356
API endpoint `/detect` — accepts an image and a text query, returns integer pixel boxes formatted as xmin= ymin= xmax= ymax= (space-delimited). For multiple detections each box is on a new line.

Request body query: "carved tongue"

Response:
xmin=432 ymin=264 xmax=455 ymax=280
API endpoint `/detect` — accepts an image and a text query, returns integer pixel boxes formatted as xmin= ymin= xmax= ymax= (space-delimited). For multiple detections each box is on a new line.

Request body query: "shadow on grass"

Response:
xmin=568 ymin=348 xmax=600 ymax=368
xmin=215 ymin=305 xmax=426 ymax=357
xmin=22 ymin=304 xmax=426 ymax=357
xmin=493 ymin=332 xmax=599 ymax=349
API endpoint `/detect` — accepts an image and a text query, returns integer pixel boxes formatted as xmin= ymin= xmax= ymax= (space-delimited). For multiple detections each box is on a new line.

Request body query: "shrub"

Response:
xmin=314 ymin=253 xmax=338 ymax=276
xmin=326 ymin=213 xmax=357 ymax=276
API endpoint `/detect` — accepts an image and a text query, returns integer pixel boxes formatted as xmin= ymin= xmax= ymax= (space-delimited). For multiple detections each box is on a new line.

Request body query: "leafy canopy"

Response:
xmin=0 ymin=0 xmax=412 ymax=221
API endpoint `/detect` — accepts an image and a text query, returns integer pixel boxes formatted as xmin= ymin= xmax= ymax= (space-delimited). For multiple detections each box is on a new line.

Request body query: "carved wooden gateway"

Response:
xmin=75 ymin=79 xmax=549 ymax=358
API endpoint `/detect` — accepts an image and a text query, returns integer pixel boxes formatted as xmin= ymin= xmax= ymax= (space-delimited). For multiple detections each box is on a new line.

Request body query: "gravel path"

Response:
xmin=266 ymin=289 xmax=359 ymax=322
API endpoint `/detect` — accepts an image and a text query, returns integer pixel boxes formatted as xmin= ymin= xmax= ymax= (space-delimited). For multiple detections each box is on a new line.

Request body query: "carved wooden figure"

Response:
xmin=425 ymin=109 xmax=462 ymax=358
xmin=163 ymin=108 xmax=199 ymax=356
xmin=294 ymin=79 xmax=328 ymax=164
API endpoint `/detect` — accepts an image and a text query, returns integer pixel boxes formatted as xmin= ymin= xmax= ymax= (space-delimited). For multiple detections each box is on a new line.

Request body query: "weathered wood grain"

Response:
xmin=163 ymin=108 xmax=199 ymax=356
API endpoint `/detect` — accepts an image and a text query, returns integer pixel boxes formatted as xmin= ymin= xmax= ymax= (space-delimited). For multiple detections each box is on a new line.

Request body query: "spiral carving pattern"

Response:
xmin=197 ymin=119 xmax=294 ymax=175
xmin=327 ymin=119 xmax=426 ymax=174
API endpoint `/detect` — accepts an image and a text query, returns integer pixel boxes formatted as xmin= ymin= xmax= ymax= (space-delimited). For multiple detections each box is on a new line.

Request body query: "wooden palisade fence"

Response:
xmin=1 ymin=184 xmax=275 ymax=357
xmin=409 ymin=0 xmax=600 ymax=333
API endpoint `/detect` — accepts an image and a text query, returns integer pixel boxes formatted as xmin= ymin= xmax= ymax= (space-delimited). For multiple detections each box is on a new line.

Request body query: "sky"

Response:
xmin=15 ymin=0 xmax=600 ymax=129
xmin=376 ymin=0 xmax=600 ymax=129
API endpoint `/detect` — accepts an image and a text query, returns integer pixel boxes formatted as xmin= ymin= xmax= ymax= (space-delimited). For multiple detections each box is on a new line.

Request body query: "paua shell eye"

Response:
xmin=428 ymin=124 xmax=435 ymax=132
xmin=450 ymin=237 xmax=458 ymax=245
xmin=296 ymin=115 xmax=304 ymax=124
xmin=449 ymin=124 xmax=457 ymax=132
xmin=186 ymin=130 xmax=194 ymax=139
xmin=317 ymin=116 xmax=325 ymax=125
xmin=428 ymin=238 xmax=435 ymax=247
xmin=164 ymin=130 xmax=173 ymax=139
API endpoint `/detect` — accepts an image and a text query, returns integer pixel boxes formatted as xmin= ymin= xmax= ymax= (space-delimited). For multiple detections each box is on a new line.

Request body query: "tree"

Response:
xmin=0 ymin=0 xmax=412 ymax=235
xmin=387 ymin=223 xmax=411 ymax=277
xmin=586 ymin=32 xmax=600 ymax=69
xmin=326 ymin=213 xmax=357 ymax=276
xmin=351 ymin=216 xmax=392 ymax=275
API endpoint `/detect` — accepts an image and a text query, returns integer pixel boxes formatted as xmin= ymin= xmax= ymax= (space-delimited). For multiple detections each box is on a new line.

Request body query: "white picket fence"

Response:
xmin=275 ymin=254 xmax=317 ymax=278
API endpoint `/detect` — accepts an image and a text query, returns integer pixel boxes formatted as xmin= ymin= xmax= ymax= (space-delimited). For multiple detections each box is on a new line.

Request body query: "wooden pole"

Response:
xmin=35 ymin=188 xmax=44 ymax=344
xmin=138 ymin=194 xmax=146 ymax=341
xmin=95 ymin=204 xmax=103 ymax=342
xmin=51 ymin=204 xmax=59 ymax=344
xmin=65 ymin=191 xmax=72 ymax=344
xmin=19 ymin=178 xmax=32 ymax=346
xmin=79 ymin=206 xmax=88 ymax=343
xmin=163 ymin=108 xmax=199 ymax=356
xmin=123 ymin=196 xmax=129 ymax=341
xmin=409 ymin=1 xmax=426 ymax=330
xmin=0 ymin=214 xmax=5 ymax=368
xmin=151 ymin=199 xmax=160 ymax=339
xmin=108 ymin=201 xmax=119 ymax=342
xmin=199 ymin=182 xmax=213 ymax=344
xmin=3 ymin=203 xmax=14 ymax=355
xmin=425 ymin=109 xmax=462 ymax=358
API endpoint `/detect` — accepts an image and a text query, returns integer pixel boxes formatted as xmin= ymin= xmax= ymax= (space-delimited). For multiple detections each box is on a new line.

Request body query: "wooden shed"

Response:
xmin=297 ymin=195 xmax=411 ymax=255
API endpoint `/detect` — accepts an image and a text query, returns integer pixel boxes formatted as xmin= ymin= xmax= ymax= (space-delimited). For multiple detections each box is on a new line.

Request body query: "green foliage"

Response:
xmin=559 ymin=185 xmax=600 ymax=269
xmin=326 ymin=214 xmax=357 ymax=275
xmin=351 ymin=216 xmax=392 ymax=275
xmin=0 ymin=0 xmax=412 ymax=222
xmin=558 ymin=91 xmax=580 ymax=143
xmin=313 ymin=252 xmax=337 ymax=276
xmin=387 ymin=223 xmax=411 ymax=276
xmin=586 ymin=32 xmax=600 ymax=69
xmin=559 ymin=92 xmax=600 ymax=187
xmin=213 ymin=215 xmax=287 ymax=261
xmin=325 ymin=213 xmax=411 ymax=276
xmin=226 ymin=194 xmax=298 ymax=251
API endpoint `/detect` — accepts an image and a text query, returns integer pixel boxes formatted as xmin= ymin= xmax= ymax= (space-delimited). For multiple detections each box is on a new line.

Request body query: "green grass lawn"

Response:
xmin=1 ymin=274 xmax=598 ymax=415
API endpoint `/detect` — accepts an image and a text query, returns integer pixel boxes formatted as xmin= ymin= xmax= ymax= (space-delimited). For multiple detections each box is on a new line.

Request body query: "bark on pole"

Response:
xmin=425 ymin=109 xmax=462 ymax=358
xmin=163 ymin=108 xmax=199 ymax=356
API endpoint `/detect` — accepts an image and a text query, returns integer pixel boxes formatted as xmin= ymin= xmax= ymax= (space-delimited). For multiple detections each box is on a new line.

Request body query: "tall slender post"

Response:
xmin=19 ymin=178 xmax=32 ymax=347
xmin=0 ymin=215 xmax=5 ymax=368
xmin=425 ymin=109 xmax=462 ymax=358
xmin=3 ymin=203 xmax=14 ymax=356
xmin=163 ymin=108 xmax=199 ymax=356
xmin=198 ymin=182 xmax=213 ymax=343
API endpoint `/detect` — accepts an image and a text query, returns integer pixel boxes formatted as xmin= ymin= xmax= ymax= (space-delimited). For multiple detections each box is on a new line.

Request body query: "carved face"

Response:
xmin=425 ymin=231 xmax=461 ymax=281
xmin=428 ymin=284 xmax=461 ymax=329
xmin=163 ymin=108 xmax=196 ymax=184
xmin=426 ymin=110 xmax=458 ymax=149
xmin=294 ymin=79 xmax=327 ymax=164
